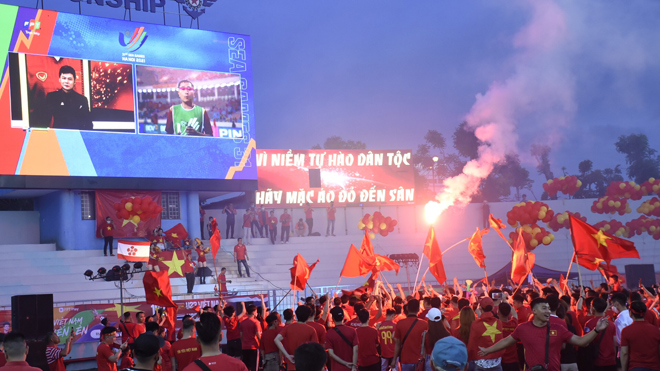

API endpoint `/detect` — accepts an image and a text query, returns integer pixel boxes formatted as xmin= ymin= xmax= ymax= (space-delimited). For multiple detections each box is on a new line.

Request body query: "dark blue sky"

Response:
xmin=4 ymin=0 xmax=660 ymax=196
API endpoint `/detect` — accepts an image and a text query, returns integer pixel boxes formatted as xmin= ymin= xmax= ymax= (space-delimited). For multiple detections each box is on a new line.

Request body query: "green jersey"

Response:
xmin=171 ymin=104 xmax=205 ymax=135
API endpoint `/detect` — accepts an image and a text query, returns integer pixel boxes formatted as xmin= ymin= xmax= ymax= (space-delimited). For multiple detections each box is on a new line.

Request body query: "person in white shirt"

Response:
xmin=611 ymin=293 xmax=632 ymax=346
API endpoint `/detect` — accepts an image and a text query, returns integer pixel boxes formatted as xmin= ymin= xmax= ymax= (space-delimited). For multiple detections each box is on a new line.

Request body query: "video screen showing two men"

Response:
xmin=7 ymin=53 xmax=243 ymax=137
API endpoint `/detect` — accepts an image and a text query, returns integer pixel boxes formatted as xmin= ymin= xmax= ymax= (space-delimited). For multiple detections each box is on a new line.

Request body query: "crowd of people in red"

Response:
xmin=3 ymin=274 xmax=660 ymax=371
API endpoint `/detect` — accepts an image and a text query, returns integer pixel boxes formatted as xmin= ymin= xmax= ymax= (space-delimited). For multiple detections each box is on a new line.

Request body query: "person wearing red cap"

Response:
xmin=468 ymin=297 xmax=504 ymax=371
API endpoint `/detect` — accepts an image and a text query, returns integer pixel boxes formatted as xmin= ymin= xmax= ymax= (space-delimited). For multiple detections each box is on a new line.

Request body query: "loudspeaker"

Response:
xmin=309 ymin=169 xmax=321 ymax=188
xmin=11 ymin=294 xmax=54 ymax=341
xmin=624 ymin=264 xmax=656 ymax=290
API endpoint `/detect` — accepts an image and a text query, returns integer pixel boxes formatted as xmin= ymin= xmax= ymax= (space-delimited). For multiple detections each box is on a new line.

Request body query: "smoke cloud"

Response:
xmin=426 ymin=0 xmax=576 ymax=221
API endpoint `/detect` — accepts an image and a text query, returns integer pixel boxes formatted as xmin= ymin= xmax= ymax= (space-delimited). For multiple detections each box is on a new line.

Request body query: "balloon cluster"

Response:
xmin=542 ymin=176 xmax=582 ymax=197
xmin=626 ymin=217 xmax=660 ymax=240
xmin=113 ymin=196 xmax=163 ymax=225
xmin=637 ymin=197 xmax=660 ymax=217
xmin=590 ymin=196 xmax=631 ymax=215
xmin=592 ymin=219 xmax=628 ymax=238
xmin=546 ymin=211 xmax=587 ymax=232
xmin=507 ymin=224 xmax=554 ymax=250
xmin=641 ymin=178 xmax=660 ymax=195
xmin=506 ymin=201 xmax=555 ymax=227
xmin=605 ymin=181 xmax=645 ymax=200
xmin=357 ymin=211 xmax=397 ymax=238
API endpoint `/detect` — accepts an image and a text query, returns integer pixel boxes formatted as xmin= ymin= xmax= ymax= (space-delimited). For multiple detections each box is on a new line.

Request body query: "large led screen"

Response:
xmin=0 ymin=6 xmax=256 ymax=182
xmin=255 ymin=149 xmax=415 ymax=206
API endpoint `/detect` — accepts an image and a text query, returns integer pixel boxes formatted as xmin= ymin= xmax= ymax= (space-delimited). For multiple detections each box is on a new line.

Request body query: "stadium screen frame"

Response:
xmin=0 ymin=5 xmax=257 ymax=191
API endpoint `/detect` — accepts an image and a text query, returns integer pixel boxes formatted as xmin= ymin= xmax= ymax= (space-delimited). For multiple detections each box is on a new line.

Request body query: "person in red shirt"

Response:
xmin=222 ymin=303 xmax=247 ymax=358
xmin=512 ymin=294 xmax=531 ymax=324
xmin=100 ymin=216 xmax=116 ymax=256
xmin=496 ymin=303 xmax=518 ymax=371
xmin=261 ymin=314 xmax=282 ymax=371
xmin=135 ymin=312 xmax=147 ymax=336
xmin=275 ymin=306 xmax=319 ymax=370
xmin=391 ymin=299 xmax=428 ymax=371
xmin=307 ymin=305 xmax=327 ymax=347
xmin=267 ymin=211 xmax=278 ymax=245
xmin=3 ymin=332 xmax=45 ymax=371
xmin=326 ymin=201 xmax=337 ymax=237
xmin=97 ymin=327 xmax=127 ymax=371
xmin=182 ymin=313 xmax=248 ymax=371
xmin=583 ymin=298 xmax=616 ymax=371
xmin=148 ymin=243 xmax=162 ymax=273
xmin=45 ymin=332 xmax=73 ymax=371
xmin=280 ymin=209 xmax=292 ymax=243
xmin=171 ymin=318 xmax=201 ymax=371
xmin=233 ymin=238 xmax=250 ymax=278
xmin=304 ymin=202 xmax=314 ymax=236
xmin=479 ymin=298 xmax=610 ymax=371
xmin=195 ymin=239 xmax=211 ymax=284
xmin=295 ymin=218 xmax=307 ymax=237
xmin=241 ymin=304 xmax=263 ymax=371
xmin=326 ymin=307 xmax=358 ymax=371
xmin=620 ymin=301 xmax=660 ymax=371
xmin=356 ymin=309 xmax=380 ymax=371
xmin=377 ymin=309 xmax=397 ymax=371
xmin=467 ymin=297 xmax=504 ymax=367
xmin=242 ymin=208 xmax=253 ymax=244
xmin=218 ymin=267 xmax=230 ymax=295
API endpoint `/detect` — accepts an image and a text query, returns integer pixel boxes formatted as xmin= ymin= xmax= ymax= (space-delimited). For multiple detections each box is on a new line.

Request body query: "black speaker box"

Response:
xmin=11 ymin=294 xmax=54 ymax=341
xmin=624 ymin=264 xmax=656 ymax=290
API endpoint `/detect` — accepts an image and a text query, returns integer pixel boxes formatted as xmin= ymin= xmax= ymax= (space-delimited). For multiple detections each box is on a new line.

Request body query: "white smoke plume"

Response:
xmin=426 ymin=0 xmax=576 ymax=222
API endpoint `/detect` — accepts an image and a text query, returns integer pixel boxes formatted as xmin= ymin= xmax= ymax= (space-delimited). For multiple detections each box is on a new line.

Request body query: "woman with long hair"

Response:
xmin=424 ymin=308 xmax=452 ymax=371
xmin=456 ymin=306 xmax=476 ymax=346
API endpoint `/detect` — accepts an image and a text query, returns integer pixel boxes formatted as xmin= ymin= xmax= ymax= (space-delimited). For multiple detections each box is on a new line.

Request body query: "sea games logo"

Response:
xmin=174 ymin=0 xmax=217 ymax=20
xmin=119 ymin=27 xmax=148 ymax=52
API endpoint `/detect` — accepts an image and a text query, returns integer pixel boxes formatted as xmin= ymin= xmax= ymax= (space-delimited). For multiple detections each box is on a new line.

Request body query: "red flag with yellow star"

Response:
xmin=468 ymin=227 xmax=489 ymax=269
xmin=210 ymin=228 xmax=221 ymax=260
xmin=143 ymin=270 xmax=177 ymax=307
xmin=423 ymin=227 xmax=447 ymax=285
xmin=164 ymin=223 xmax=188 ymax=247
xmin=569 ymin=216 xmax=639 ymax=271
xmin=289 ymin=254 xmax=319 ymax=291
xmin=511 ymin=228 xmax=535 ymax=285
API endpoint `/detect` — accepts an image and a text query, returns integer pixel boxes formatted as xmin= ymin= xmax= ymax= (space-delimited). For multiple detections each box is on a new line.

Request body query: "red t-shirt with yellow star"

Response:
xmin=100 ymin=223 xmax=115 ymax=237
xmin=467 ymin=311 xmax=504 ymax=360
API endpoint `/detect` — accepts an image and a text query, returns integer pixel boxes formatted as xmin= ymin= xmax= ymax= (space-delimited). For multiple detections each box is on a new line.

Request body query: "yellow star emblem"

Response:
xmin=107 ymin=226 xmax=111 ymax=230
xmin=153 ymin=287 xmax=162 ymax=297
xmin=172 ymin=233 xmax=178 ymax=238
xmin=482 ymin=321 xmax=502 ymax=342
xmin=106 ymin=303 xmax=141 ymax=319
xmin=591 ymin=230 xmax=611 ymax=247
xmin=163 ymin=251 xmax=185 ymax=276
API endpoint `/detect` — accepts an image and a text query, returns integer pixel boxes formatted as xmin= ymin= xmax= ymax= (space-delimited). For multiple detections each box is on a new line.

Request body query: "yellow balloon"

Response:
xmin=132 ymin=215 xmax=141 ymax=223
xmin=576 ymin=180 xmax=582 ymax=187
xmin=619 ymin=183 xmax=626 ymax=189
xmin=369 ymin=232 xmax=376 ymax=239
xmin=367 ymin=222 xmax=374 ymax=229
xmin=607 ymin=200 xmax=615 ymax=207
xmin=380 ymin=222 xmax=387 ymax=230
xmin=650 ymin=177 xmax=656 ymax=183
xmin=358 ymin=221 xmax=366 ymax=229
xmin=542 ymin=236 xmax=551 ymax=245
xmin=530 ymin=239 xmax=539 ymax=248
xmin=532 ymin=227 xmax=541 ymax=235
xmin=614 ymin=201 xmax=621 ymax=208
xmin=125 ymin=202 xmax=133 ymax=211
xmin=547 ymin=179 xmax=554 ymax=184
xmin=538 ymin=211 xmax=546 ymax=219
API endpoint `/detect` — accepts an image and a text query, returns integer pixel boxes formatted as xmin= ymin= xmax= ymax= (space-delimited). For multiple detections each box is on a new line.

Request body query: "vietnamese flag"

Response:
xmin=340 ymin=244 xmax=374 ymax=277
xmin=511 ymin=228 xmax=535 ymax=285
xmin=569 ymin=216 xmax=639 ymax=271
xmin=164 ymin=223 xmax=188 ymax=246
xmin=162 ymin=306 xmax=178 ymax=342
xmin=423 ymin=227 xmax=447 ymax=285
xmin=359 ymin=231 xmax=376 ymax=261
xmin=143 ymin=270 xmax=177 ymax=307
xmin=210 ymin=228 xmax=221 ymax=260
xmin=489 ymin=214 xmax=510 ymax=246
xmin=374 ymin=255 xmax=400 ymax=274
xmin=468 ymin=227 xmax=489 ymax=269
xmin=290 ymin=254 xmax=319 ymax=290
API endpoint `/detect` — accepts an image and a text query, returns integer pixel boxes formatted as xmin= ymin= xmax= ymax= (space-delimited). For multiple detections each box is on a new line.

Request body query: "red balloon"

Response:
xmin=133 ymin=197 xmax=142 ymax=205
xmin=388 ymin=225 xmax=395 ymax=232
xmin=133 ymin=203 xmax=142 ymax=212
xmin=115 ymin=212 xmax=122 ymax=219
xmin=391 ymin=220 xmax=398 ymax=227
xmin=119 ymin=209 xmax=130 ymax=219
xmin=380 ymin=230 xmax=388 ymax=237
xmin=156 ymin=206 xmax=163 ymax=213
xmin=144 ymin=196 xmax=153 ymax=204
xmin=384 ymin=216 xmax=392 ymax=224
xmin=113 ymin=203 xmax=121 ymax=211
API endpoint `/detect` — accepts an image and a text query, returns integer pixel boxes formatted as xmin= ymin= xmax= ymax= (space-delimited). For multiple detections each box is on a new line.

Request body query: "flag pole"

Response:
xmin=414 ymin=233 xmax=469 ymax=291
xmin=484 ymin=267 xmax=490 ymax=292
xmin=575 ymin=257 xmax=585 ymax=289
xmin=566 ymin=252 xmax=575 ymax=284
xmin=273 ymin=289 xmax=291 ymax=311
xmin=412 ymin=253 xmax=426 ymax=294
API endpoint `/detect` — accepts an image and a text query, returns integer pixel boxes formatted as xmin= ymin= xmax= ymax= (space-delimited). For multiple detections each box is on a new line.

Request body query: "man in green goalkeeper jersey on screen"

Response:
xmin=165 ymin=79 xmax=213 ymax=136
